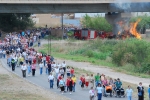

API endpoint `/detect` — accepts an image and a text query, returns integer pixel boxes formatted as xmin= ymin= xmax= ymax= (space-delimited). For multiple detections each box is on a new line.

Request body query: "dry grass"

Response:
xmin=0 ymin=64 xmax=69 ymax=100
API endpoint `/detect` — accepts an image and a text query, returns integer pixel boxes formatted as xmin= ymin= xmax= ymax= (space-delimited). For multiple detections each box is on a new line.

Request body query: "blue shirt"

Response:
xmin=126 ymin=88 xmax=133 ymax=96
xmin=148 ymin=88 xmax=150 ymax=94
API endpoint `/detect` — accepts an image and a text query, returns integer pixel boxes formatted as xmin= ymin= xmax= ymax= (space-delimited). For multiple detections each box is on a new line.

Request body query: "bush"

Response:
xmin=112 ymin=38 xmax=150 ymax=72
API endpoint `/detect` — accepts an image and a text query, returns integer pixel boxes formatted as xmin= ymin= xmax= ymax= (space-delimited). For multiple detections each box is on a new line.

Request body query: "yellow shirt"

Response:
xmin=72 ymin=77 xmax=77 ymax=83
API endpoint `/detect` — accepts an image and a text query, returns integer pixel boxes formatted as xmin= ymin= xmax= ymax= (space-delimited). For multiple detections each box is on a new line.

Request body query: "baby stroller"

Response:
xmin=104 ymin=85 xmax=113 ymax=97
xmin=115 ymin=88 xmax=125 ymax=98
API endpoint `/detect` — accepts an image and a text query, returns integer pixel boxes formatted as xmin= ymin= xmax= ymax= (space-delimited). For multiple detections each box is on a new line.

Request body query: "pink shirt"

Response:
xmin=31 ymin=64 xmax=36 ymax=69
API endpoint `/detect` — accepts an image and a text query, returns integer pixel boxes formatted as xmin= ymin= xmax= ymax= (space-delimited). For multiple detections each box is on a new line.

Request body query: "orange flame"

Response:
xmin=129 ymin=19 xmax=141 ymax=39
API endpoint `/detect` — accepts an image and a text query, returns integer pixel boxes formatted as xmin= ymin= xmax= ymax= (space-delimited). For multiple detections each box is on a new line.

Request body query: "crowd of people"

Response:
xmin=0 ymin=28 xmax=149 ymax=100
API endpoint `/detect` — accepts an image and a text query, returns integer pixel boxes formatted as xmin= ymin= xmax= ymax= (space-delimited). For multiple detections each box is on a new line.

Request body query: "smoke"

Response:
xmin=110 ymin=0 xmax=150 ymax=12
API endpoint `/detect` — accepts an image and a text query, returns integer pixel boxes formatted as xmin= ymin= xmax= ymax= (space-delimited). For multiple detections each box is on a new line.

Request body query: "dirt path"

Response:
xmin=39 ymin=40 xmax=150 ymax=87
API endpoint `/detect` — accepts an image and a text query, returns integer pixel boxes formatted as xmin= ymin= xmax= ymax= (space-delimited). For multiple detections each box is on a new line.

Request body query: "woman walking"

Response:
xmin=125 ymin=85 xmax=133 ymax=100
xmin=66 ymin=66 xmax=71 ymax=77
xmin=80 ymin=75 xmax=85 ymax=89
xmin=66 ymin=77 xmax=74 ymax=94
xmin=96 ymin=83 xmax=103 ymax=100
xmin=59 ymin=77 xmax=65 ymax=94
xmin=85 ymin=74 xmax=90 ymax=88
xmin=39 ymin=61 xmax=44 ymax=75
xmin=21 ymin=63 xmax=27 ymax=78
xmin=31 ymin=63 xmax=36 ymax=76
xmin=137 ymin=82 xmax=144 ymax=100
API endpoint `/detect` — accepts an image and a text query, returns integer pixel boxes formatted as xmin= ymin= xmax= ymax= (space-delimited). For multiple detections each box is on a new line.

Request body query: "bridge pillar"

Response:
xmin=105 ymin=12 xmax=131 ymax=35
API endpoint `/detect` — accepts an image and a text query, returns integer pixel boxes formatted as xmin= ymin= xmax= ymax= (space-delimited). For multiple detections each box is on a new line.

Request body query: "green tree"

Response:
xmin=82 ymin=14 xmax=112 ymax=32
xmin=0 ymin=13 xmax=34 ymax=32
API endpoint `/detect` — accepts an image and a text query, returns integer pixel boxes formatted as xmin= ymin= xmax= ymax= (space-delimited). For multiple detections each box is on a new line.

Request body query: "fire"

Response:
xmin=129 ymin=19 xmax=141 ymax=39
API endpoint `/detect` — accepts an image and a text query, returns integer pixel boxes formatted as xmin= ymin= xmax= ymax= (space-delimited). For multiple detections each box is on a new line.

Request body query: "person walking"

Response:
xmin=95 ymin=73 xmax=100 ymax=87
xmin=59 ymin=77 xmax=65 ymax=94
xmin=27 ymin=64 xmax=31 ymax=76
xmin=148 ymin=85 xmax=150 ymax=100
xmin=72 ymin=75 xmax=77 ymax=92
xmin=66 ymin=66 xmax=71 ymax=77
xmin=54 ymin=66 xmax=59 ymax=80
xmin=89 ymin=87 xmax=95 ymax=100
xmin=47 ymin=61 xmax=51 ymax=75
xmin=48 ymin=72 xmax=54 ymax=89
xmin=59 ymin=67 xmax=65 ymax=77
xmin=21 ymin=63 xmax=27 ymax=78
xmin=66 ymin=77 xmax=74 ymax=94
xmin=137 ymin=82 xmax=144 ymax=100
xmin=62 ymin=61 xmax=66 ymax=74
xmin=80 ymin=75 xmax=85 ymax=89
xmin=96 ymin=83 xmax=103 ymax=100
xmin=39 ymin=61 xmax=44 ymax=75
xmin=90 ymin=74 xmax=94 ymax=88
xmin=125 ymin=85 xmax=133 ymax=100
xmin=11 ymin=59 xmax=15 ymax=71
xmin=31 ymin=63 xmax=36 ymax=76
xmin=85 ymin=74 xmax=90 ymax=88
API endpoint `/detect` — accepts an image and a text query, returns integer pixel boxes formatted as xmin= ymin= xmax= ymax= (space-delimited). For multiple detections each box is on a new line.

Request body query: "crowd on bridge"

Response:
xmin=0 ymin=28 xmax=149 ymax=100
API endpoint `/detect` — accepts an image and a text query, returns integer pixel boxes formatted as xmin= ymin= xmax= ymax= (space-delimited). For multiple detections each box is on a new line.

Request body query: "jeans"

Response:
xmin=95 ymin=80 xmax=100 ymax=87
xmin=127 ymin=96 xmax=132 ymax=100
xmin=149 ymin=94 xmax=150 ymax=100
xmin=3 ymin=54 xmax=5 ymax=58
xmin=38 ymin=43 xmax=40 ymax=47
xmin=50 ymin=80 xmax=54 ymax=88
xmin=46 ymin=68 xmax=48 ymax=75
xmin=0 ymin=53 xmax=2 ymax=58
xmin=43 ymin=60 xmax=46 ymax=66
xmin=73 ymin=82 xmax=76 ymax=92
xmin=28 ymin=66 xmax=31 ymax=74
xmin=97 ymin=93 xmax=102 ymax=100
xmin=40 ymin=67 xmax=43 ymax=75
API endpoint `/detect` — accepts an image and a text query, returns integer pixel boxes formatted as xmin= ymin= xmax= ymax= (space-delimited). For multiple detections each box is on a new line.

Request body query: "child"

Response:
xmin=148 ymin=85 xmax=150 ymax=100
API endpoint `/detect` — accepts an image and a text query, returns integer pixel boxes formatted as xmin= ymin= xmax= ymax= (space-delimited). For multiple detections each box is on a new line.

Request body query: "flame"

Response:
xmin=129 ymin=19 xmax=141 ymax=39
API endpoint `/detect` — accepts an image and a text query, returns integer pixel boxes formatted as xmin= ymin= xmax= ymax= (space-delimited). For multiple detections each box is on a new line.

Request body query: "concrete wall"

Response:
xmin=34 ymin=14 xmax=61 ymax=27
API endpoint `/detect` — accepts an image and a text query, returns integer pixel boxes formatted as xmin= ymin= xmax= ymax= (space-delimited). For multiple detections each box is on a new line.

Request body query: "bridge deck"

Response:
xmin=0 ymin=0 xmax=149 ymax=4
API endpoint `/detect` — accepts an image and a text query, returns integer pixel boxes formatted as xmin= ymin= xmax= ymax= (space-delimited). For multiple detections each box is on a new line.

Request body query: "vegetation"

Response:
xmin=39 ymin=38 xmax=150 ymax=77
xmin=82 ymin=14 xmax=113 ymax=32
xmin=0 ymin=13 xmax=34 ymax=32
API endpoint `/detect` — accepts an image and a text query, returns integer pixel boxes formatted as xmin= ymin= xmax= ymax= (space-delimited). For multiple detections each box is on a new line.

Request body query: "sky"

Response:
xmin=75 ymin=13 xmax=105 ymax=18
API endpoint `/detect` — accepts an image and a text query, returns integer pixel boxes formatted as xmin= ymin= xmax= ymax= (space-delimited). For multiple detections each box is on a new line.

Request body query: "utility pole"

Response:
xmin=48 ymin=29 xmax=50 ymax=55
xmin=61 ymin=13 xmax=64 ymax=40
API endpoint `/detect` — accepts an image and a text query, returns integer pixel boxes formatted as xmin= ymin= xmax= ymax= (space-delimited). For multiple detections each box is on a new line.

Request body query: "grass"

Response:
xmin=39 ymin=42 xmax=150 ymax=78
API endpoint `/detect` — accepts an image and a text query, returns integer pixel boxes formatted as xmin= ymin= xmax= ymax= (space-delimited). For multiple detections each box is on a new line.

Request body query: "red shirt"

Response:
xmin=46 ymin=56 xmax=50 ymax=62
xmin=33 ymin=58 xmax=36 ymax=64
xmin=66 ymin=79 xmax=74 ymax=86
xmin=70 ymin=69 xmax=74 ymax=74
xmin=80 ymin=77 xmax=85 ymax=83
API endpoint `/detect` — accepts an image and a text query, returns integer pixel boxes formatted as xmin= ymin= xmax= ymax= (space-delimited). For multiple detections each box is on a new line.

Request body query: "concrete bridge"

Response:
xmin=0 ymin=0 xmax=150 ymax=13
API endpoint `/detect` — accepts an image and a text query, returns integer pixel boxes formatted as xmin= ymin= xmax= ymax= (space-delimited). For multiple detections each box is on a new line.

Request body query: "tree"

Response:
xmin=130 ymin=15 xmax=150 ymax=34
xmin=0 ymin=13 xmax=34 ymax=32
xmin=82 ymin=14 xmax=112 ymax=32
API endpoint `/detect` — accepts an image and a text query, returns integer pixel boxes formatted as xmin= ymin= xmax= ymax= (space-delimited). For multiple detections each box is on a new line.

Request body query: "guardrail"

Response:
xmin=0 ymin=0 xmax=149 ymax=4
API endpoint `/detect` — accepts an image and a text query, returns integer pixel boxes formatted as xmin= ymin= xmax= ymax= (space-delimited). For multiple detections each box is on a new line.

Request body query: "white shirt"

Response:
xmin=55 ymin=68 xmax=59 ymax=73
xmin=126 ymin=88 xmax=133 ymax=96
xmin=39 ymin=63 xmax=44 ymax=68
xmin=48 ymin=75 xmax=54 ymax=80
xmin=21 ymin=65 xmax=27 ymax=70
xmin=66 ymin=68 xmax=70 ymax=73
xmin=97 ymin=87 xmax=103 ymax=93
xmin=89 ymin=90 xmax=95 ymax=96
xmin=57 ymin=64 xmax=61 ymax=68
xmin=62 ymin=63 xmax=66 ymax=68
